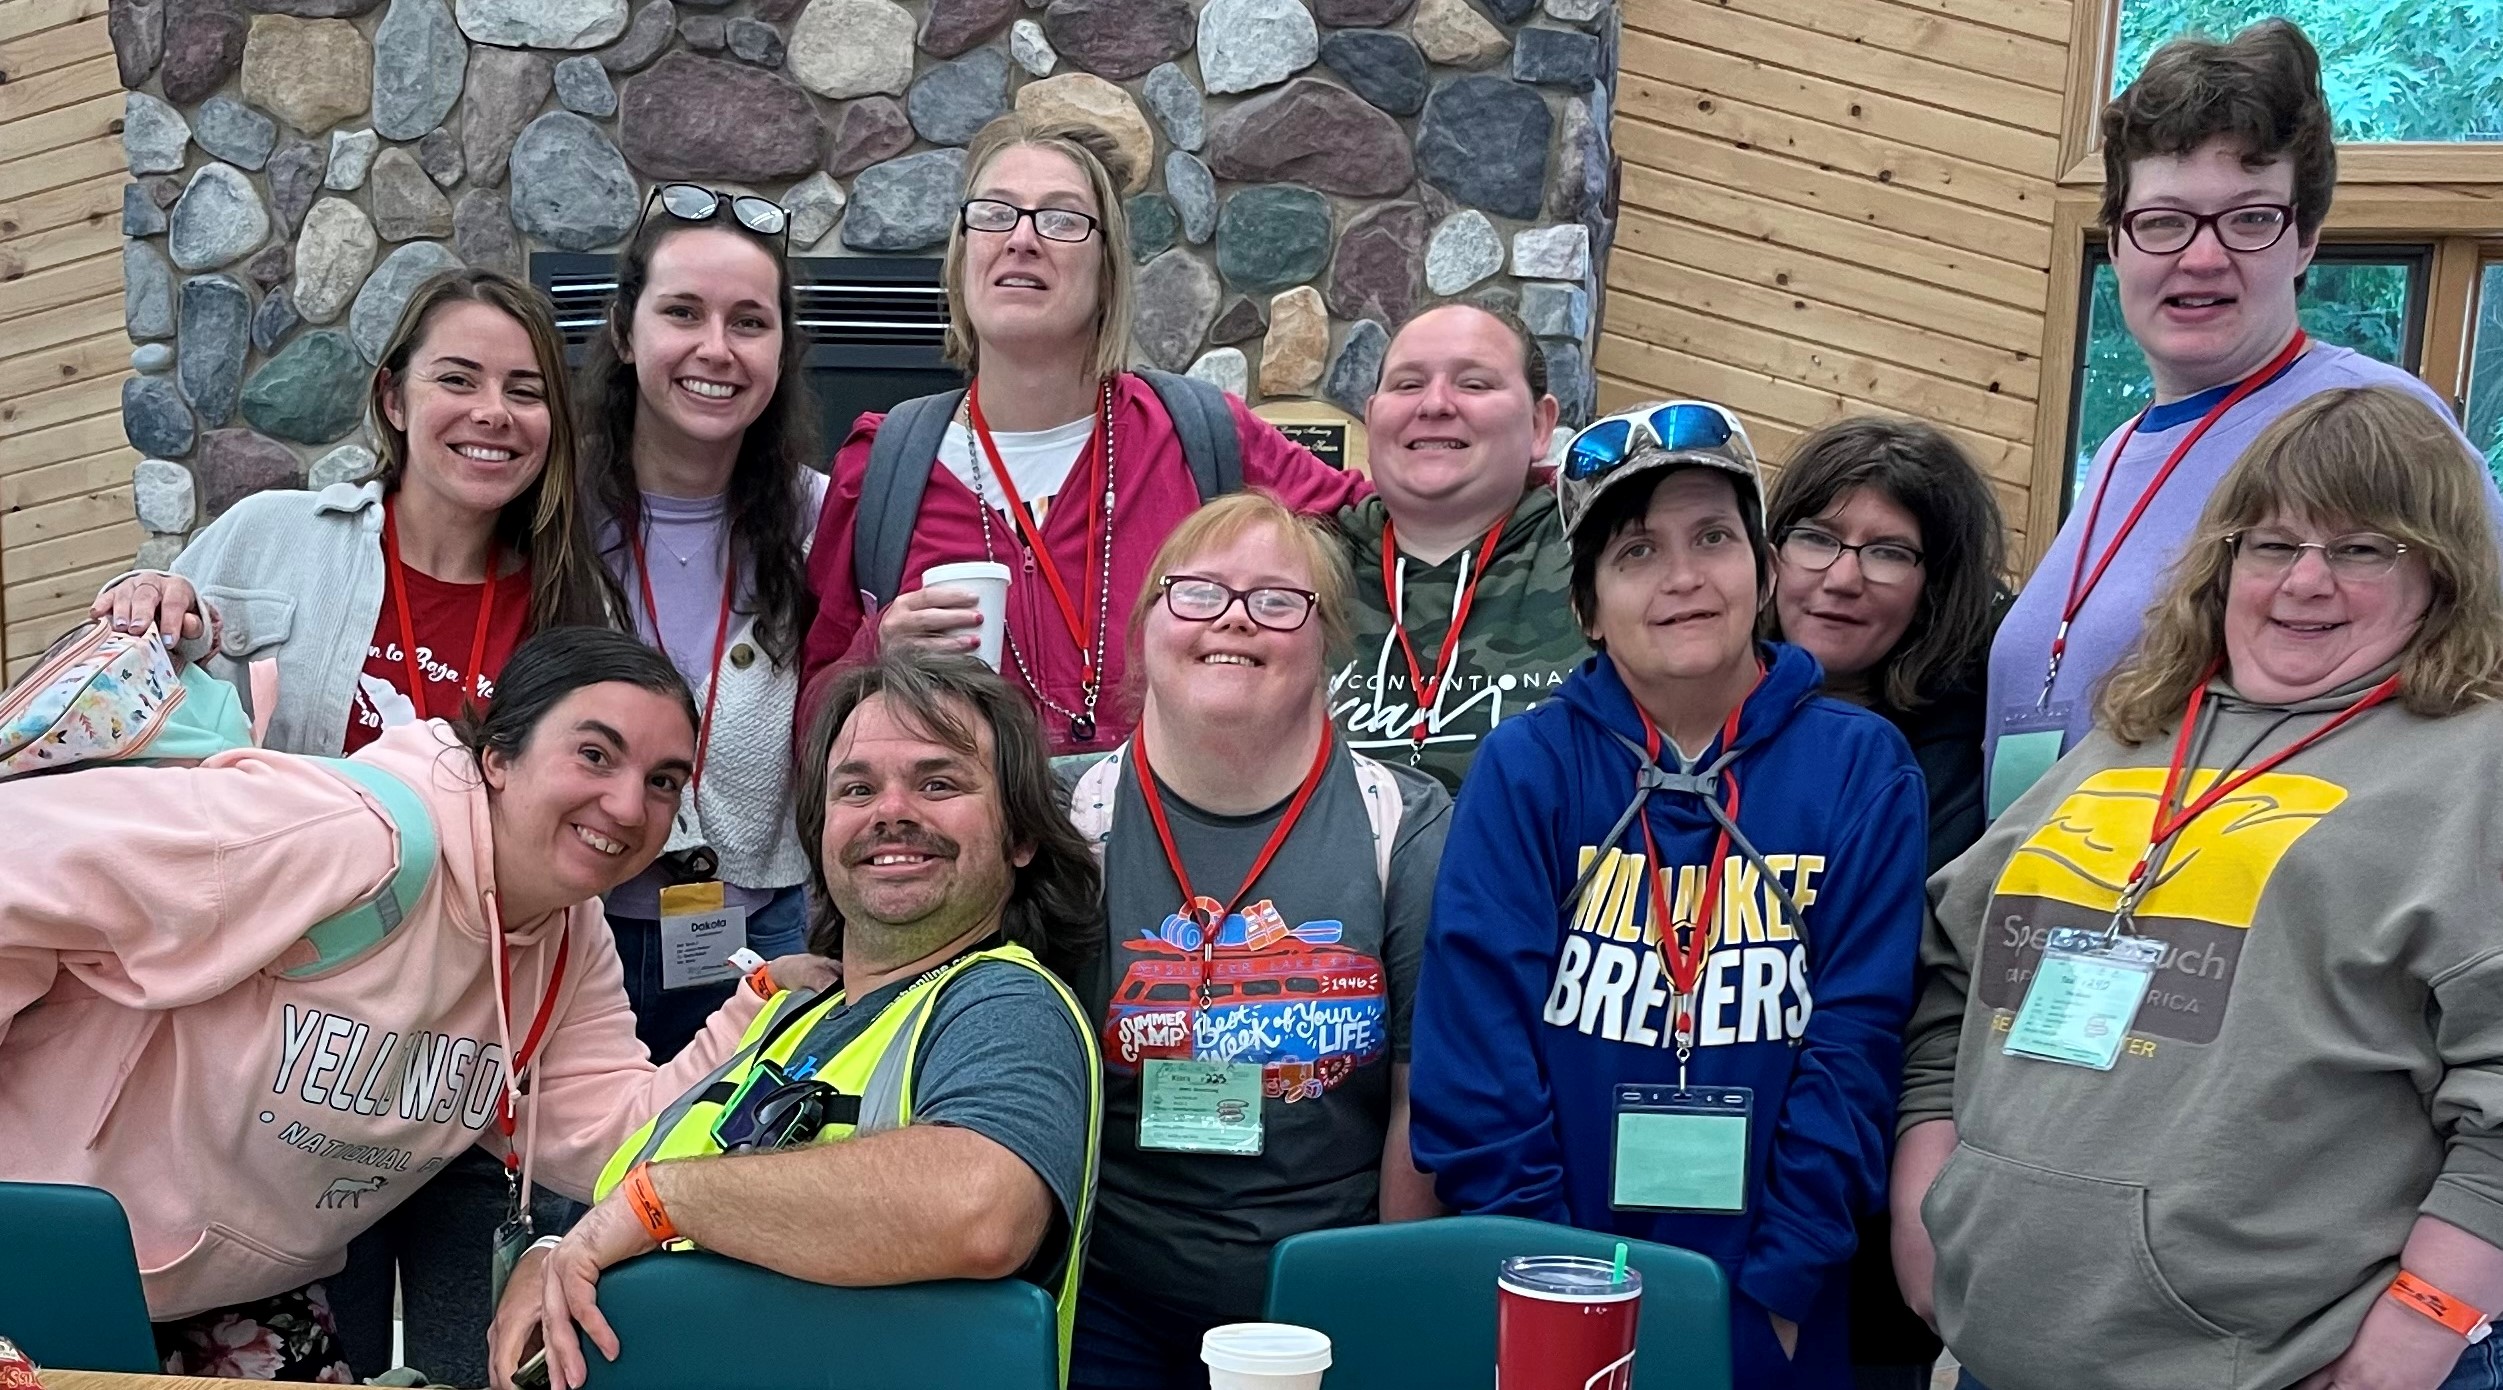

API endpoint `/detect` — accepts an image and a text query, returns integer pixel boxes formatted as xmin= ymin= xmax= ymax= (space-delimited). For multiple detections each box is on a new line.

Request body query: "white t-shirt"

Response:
xmin=937 ymin=415 xmax=1095 ymax=526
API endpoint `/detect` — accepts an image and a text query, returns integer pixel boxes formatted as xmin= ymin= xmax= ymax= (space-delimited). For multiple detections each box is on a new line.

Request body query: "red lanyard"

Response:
xmin=1381 ymin=516 xmax=1507 ymax=750
xmin=1132 ymin=727 xmax=1334 ymax=1019
xmin=2121 ymin=668 xmax=2400 ymax=913
xmin=382 ymin=502 xmax=504 ymax=722
xmin=967 ymin=383 xmax=1109 ymax=688
xmin=627 ymin=523 xmax=735 ymax=796
xmin=486 ymin=893 xmax=570 ymax=1170
xmin=2042 ymin=331 xmax=2308 ymax=701
xmin=1632 ymin=697 xmax=1748 ymax=1044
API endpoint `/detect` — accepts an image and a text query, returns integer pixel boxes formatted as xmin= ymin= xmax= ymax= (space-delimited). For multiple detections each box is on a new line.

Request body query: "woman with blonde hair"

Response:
xmin=1895 ymin=385 xmax=2503 ymax=1390
xmin=800 ymin=115 xmax=1364 ymax=755
xmin=1060 ymin=491 xmax=1449 ymax=1387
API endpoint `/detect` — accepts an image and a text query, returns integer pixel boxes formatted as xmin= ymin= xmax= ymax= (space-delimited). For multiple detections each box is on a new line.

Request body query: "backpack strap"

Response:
xmin=1138 ymin=369 xmax=1243 ymax=502
xmin=853 ymin=389 xmax=968 ymax=612
xmin=1346 ymin=752 xmax=1405 ymax=896
xmin=1063 ymin=741 xmax=1396 ymax=898
xmin=284 ymin=759 xmax=439 ymax=980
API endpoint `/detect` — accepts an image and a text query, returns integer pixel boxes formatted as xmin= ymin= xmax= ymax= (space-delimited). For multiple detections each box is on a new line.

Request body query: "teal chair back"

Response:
xmin=1264 ymin=1215 xmax=1731 ymax=1390
xmin=0 ymin=1181 xmax=159 ymax=1372
xmin=577 ymin=1250 xmax=1059 ymax=1389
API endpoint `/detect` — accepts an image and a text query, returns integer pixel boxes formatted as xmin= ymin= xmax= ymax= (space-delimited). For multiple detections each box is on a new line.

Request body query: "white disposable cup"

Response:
xmin=1201 ymin=1322 xmax=1331 ymax=1390
xmin=918 ymin=560 xmax=1012 ymax=670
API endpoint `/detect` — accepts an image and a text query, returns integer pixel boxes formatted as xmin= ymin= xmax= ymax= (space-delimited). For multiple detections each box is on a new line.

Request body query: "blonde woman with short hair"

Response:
xmin=799 ymin=117 xmax=1366 ymax=755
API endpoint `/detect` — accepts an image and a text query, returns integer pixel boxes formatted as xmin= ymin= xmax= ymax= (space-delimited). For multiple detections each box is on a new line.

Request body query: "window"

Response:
xmin=2471 ymin=260 xmax=2503 ymax=478
xmin=2111 ymin=0 xmax=2503 ymax=143
xmin=2067 ymin=247 xmax=2428 ymax=504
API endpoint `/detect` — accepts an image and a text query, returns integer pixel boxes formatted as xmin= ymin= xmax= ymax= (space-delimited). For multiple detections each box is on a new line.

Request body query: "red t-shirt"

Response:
xmin=345 ymin=561 xmax=533 ymax=752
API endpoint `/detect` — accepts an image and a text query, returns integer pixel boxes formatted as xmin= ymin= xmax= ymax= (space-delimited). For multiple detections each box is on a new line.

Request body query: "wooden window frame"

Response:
xmin=2057 ymin=0 xmax=2503 ymax=188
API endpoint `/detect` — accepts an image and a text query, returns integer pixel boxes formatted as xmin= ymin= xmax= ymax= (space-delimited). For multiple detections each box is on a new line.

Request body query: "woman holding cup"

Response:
xmin=800 ymin=114 xmax=1366 ymax=755
xmin=573 ymin=183 xmax=824 ymax=1063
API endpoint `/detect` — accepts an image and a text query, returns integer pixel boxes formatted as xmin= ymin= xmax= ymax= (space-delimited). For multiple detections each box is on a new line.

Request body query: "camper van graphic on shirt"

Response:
xmin=1101 ymin=901 xmax=1388 ymax=1101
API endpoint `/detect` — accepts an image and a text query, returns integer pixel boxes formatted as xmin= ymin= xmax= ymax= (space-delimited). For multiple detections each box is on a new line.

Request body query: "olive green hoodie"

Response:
xmin=1901 ymin=672 xmax=2503 ymax=1390
xmin=1331 ymin=486 xmax=1583 ymax=793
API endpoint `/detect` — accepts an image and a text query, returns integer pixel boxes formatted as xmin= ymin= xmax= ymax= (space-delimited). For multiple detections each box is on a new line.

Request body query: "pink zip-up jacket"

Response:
xmin=0 ymin=720 xmax=764 ymax=1320
xmin=799 ymin=373 xmax=1368 ymax=754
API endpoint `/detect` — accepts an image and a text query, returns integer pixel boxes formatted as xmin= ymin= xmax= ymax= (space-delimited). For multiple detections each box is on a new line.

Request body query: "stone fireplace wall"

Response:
xmin=111 ymin=0 xmax=1617 ymax=554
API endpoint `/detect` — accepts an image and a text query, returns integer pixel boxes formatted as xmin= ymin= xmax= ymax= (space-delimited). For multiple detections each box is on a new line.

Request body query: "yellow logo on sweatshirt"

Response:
xmin=1994 ymin=767 xmax=2346 ymax=930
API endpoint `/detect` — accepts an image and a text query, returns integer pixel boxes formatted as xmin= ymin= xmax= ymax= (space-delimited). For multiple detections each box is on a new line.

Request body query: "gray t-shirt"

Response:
xmin=777 ymin=949 xmax=1092 ymax=1288
xmin=1081 ymin=743 xmax=1450 ymax=1324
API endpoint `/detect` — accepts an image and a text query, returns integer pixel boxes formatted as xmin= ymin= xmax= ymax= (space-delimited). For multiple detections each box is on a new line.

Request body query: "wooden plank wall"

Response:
xmin=1599 ymin=0 xmax=2071 ymax=554
xmin=0 ymin=0 xmax=133 ymax=679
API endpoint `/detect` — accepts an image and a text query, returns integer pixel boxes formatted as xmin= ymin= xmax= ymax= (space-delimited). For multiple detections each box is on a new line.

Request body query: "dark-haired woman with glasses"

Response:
xmin=1981 ymin=19 xmax=2500 ymax=825
xmin=570 ymin=182 xmax=825 ymax=1070
xmin=800 ymin=114 xmax=1365 ymax=758
xmin=1061 ymin=491 xmax=1450 ymax=1388
xmin=1761 ymin=418 xmax=2006 ymax=1390
xmin=1409 ymin=399 xmax=1928 ymax=1390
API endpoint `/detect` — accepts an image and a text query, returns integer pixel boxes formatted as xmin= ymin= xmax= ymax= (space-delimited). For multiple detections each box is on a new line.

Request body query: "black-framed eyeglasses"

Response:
xmin=2226 ymin=529 xmax=2410 ymax=578
xmin=1160 ymin=576 xmax=1318 ymax=632
xmin=712 ymin=1075 xmax=844 ymax=1152
xmin=2115 ymin=203 xmax=2294 ymax=256
xmin=638 ymin=183 xmax=791 ymax=247
xmin=960 ymin=198 xmax=1100 ymax=244
xmin=1778 ymin=526 xmax=1925 ymax=585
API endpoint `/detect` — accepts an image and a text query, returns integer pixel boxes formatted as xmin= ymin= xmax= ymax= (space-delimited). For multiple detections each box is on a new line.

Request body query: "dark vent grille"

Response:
xmin=533 ymin=254 xmax=949 ymax=350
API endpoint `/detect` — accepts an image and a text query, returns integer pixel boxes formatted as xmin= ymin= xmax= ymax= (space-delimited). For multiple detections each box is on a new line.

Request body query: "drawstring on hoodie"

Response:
xmin=1556 ymin=698 xmax=1816 ymax=1078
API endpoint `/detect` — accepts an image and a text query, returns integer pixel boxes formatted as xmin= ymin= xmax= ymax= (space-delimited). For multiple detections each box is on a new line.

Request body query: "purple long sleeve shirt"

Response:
xmin=1985 ymin=343 xmax=2503 ymax=799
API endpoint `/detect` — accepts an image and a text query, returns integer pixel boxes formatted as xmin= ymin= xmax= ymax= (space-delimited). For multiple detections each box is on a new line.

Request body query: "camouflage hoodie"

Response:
xmin=1330 ymin=486 xmax=1583 ymax=793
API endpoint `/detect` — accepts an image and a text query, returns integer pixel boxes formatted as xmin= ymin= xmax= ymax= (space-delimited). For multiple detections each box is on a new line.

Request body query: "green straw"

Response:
xmin=1610 ymin=1242 xmax=1628 ymax=1284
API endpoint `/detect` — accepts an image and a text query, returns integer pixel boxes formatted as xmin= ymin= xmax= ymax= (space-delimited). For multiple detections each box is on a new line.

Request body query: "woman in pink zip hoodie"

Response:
xmin=0 ymin=626 xmax=825 ymax=1381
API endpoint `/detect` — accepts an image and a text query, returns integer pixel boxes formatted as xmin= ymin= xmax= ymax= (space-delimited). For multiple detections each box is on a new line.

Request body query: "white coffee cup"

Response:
xmin=1201 ymin=1322 xmax=1332 ymax=1390
xmin=918 ymin=560 xmax=1012 ymax=670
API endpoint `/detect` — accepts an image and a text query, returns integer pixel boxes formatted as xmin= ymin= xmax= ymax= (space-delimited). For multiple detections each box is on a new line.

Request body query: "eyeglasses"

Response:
xmin=712 ymin=1075 xmax=841 ymax=1153
xmin=2115 ymin=203 xmax=2294 ymax=256
xmin=1159 ymin=576 xmax=1319 ymax=632
xmin=1779 ymin=526 xmax=1924 ymax=585
xmin=960 ymin=198 xmax=1100 ymax=244
xmin=638 ymin=183 xmax=791 ymax=246
xmin=2227 ymin=529 xmax=2411 ymax=578
xmin=1564 ymin=401 xmax=1746 ymax=482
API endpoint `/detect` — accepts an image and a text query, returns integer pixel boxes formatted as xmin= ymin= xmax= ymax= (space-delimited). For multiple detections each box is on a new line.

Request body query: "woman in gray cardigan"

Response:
xmin=90 ymin=267 xmax=618 ymax=1387
xmin=94 ymin=268 xmax=615 ymax=752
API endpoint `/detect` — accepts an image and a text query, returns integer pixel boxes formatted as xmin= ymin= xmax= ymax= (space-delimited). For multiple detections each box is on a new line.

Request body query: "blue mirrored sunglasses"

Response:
xmin=1564 ymin=403 xmax=1737 ymax=481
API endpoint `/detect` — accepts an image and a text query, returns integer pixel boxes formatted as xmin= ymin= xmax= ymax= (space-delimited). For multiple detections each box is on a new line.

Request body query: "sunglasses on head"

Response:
xmin=1564 ymin=402 xmax=1742 ymax=481
xmin=639 ymin=183 xmax=791 ymax=246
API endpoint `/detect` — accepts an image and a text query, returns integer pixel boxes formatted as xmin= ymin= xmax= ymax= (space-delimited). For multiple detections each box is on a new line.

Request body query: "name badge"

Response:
xmin=658 ymin=880 xmax=749 ymax=991
xmin=2004 ymin=927 xmax=2164 ymax=1071
xmin=1610 ymin=1085 xmax=1751 ymax=1213
xmin=1988 ymin=703 xmax=2075 ymax=821
xmin=1138 ymin=1058 xmax=1265 ymax=1156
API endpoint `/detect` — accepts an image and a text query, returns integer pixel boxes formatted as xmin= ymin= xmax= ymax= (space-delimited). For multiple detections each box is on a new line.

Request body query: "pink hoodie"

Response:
xmin=0 ymin=720 xmax=764 ymax=1320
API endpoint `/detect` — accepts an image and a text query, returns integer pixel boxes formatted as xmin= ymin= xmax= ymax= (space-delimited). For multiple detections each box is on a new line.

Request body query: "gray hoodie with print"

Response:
xmin=1899 ymin=673 xmax=2503 ymax=1390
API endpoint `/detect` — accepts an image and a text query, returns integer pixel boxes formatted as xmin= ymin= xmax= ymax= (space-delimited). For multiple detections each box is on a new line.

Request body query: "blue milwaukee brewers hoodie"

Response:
xmin=1410 ymin=644 xmax=1927 ymax=1389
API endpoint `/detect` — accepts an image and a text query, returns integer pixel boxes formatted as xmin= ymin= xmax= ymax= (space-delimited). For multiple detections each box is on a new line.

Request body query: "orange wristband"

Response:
xmin=745 ymin=963 xmax=779 ymax=999
xmin=621 ymin=1164 xmax=677 ymax=1244
xmin=2387 ymin=1270 xmax=2492 ymax=1342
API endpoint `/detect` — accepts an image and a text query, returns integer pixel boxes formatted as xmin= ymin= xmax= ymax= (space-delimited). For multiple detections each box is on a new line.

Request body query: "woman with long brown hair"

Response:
xmin=84 ymin=268 xmax=619 ymax=1381
xmin=569 ymin=184 xmax=824 ymax=1067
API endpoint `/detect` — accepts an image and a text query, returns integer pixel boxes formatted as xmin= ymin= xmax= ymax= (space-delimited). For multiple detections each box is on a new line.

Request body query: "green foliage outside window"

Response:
xmin=2112 ymin=0 xmax=2503 ymax=144
xmin=2072 ymin=258 xmax=2421 ymax=498
xmin=2469 ymin=263 xmax=2503 ymax=473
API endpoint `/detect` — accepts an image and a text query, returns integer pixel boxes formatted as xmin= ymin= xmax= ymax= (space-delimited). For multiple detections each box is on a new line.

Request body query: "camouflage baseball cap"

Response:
xmin=1556 ymin=399 xmax=1766 ymax=543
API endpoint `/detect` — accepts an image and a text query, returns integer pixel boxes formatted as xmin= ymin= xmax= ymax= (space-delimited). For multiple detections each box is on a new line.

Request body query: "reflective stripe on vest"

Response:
xmin=592 ymin=943 xmax=1103 ymax=1382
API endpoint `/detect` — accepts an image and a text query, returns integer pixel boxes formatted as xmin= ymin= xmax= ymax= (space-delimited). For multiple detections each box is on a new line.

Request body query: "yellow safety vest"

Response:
xmin=595 ymin=943 xmax=1102 ymax=1377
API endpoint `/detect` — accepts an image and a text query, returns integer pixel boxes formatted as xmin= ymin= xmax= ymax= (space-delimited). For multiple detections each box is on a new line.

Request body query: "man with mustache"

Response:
xmin=487 ymin=651 xmax=1104 ymax=1390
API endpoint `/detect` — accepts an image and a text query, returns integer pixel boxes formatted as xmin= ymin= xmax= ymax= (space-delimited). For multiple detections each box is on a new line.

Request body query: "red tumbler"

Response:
xmin=1495 ymin=1255 xmax=1642 ymax=1390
